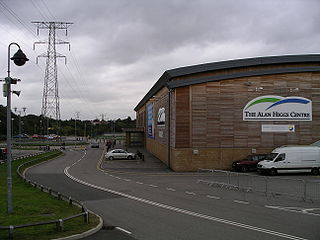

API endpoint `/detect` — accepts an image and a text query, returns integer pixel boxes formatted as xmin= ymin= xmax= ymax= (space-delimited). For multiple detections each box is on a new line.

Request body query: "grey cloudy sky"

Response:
xmin=0 ymin=0 xmax=319 ymax=120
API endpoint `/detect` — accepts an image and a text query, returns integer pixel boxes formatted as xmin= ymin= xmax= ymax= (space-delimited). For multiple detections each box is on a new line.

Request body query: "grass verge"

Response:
xmin=0 ymin=151 xmax=100 ymax=240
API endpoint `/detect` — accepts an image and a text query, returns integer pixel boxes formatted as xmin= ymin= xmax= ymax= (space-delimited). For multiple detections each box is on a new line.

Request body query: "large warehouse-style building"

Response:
xmin=134 ymin=54 xmax=320 ymax=171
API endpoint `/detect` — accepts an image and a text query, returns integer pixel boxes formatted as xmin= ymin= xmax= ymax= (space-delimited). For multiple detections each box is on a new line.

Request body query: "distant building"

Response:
xmin=134 ymin=54 xmax=320 ymax=171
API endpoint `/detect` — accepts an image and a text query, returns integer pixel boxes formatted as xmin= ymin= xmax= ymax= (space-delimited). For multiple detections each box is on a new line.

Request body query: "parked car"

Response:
xmin=105 ymin=149 xmax=135 ymax=160
xmin=0 ymin=147 xmax=7 ymax=161
xmin=13 ymin=133 xmax=29 ymax=139
xmin=257 ymin=146 xmax=320 ymax=175
xmin=232 ymin=154 xmax=268 ymax=172
xmin=91 ymin=142 xmax=99 ymax=148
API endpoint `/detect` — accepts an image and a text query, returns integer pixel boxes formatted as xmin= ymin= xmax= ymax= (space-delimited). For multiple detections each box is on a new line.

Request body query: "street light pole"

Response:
xmin=5 ymin=42 xmax=28 ymax=213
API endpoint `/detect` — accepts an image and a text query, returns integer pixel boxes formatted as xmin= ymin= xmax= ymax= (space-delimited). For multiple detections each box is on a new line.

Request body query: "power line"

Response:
xmin=30 ymin=0 xmax=50 ymax=22
xmin=40 ymin=0 xmax=57 ymax=21
xmin=0 ymin=1 xmax=39 ymax=39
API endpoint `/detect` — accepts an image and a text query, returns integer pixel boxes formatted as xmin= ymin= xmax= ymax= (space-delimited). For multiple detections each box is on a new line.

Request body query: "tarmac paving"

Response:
xmin=101 ymin=145 xmax=172 ymax=174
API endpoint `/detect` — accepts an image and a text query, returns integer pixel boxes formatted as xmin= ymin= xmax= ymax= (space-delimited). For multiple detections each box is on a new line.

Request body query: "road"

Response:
xmin=26 ymin=146 xmax=320 ymax=240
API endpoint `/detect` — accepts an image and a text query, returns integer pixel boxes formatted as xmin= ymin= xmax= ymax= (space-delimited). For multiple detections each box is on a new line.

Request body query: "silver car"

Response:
xmin=105 ymin=149 xmax=135 ymax=160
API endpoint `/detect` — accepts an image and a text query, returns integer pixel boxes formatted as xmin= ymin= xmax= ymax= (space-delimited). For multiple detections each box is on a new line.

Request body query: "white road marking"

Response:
xmin=115 ymin=226 xmax=132 ymax=235
xmin=234 ymin=200 xmax=249 ymax=205
xmin=166 ymin=187 xmax=176 ymax=192
xmin=149 ymin=184 xmax=158 ymax=188
xmin=185 ymin=191 xmax=196 ymax=195
xmin=206 ymin=195 xmax=221 ymax=200
xmin=123 ymin=178 xmax=131 ymax=182
xmin=64 ymin=166 xmax=308 ymax=240
xmin=136 ymin=181 xmax=143 ymax=185
xmin=115 ymin=176 xmax=122 ymax=180
xmin=265 ymin=205 xmax=320 ymax=217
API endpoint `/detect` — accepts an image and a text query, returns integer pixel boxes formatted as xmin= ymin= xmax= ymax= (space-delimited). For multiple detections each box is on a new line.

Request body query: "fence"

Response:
xmin=0 ymin=152 xmax=90 ymax=239
xmin=198 ymin=169 xmax=320 ymax=202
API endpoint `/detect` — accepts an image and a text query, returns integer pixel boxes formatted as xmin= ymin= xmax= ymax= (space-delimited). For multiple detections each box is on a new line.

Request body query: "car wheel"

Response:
xmin=311 ymin=168 xmax=319 ymax=175
xmin=269 ymin=168 xmax=277 ymax=176
xmin=108 ymin=156 xmax=114 ymax=160
xmin=127 ymin=155 xmax=133 ymax=160
xmin=241 ymin=166 xmax=248 ymax=172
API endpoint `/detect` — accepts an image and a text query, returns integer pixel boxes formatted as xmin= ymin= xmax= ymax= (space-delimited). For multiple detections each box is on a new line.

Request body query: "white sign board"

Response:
xmin=262 ymin=125 xmax=295 ymax=133
xmin=243 ymin=95 xmax=312 ymax=121
xmin=157 ymin=107 xmax=165 ymax=126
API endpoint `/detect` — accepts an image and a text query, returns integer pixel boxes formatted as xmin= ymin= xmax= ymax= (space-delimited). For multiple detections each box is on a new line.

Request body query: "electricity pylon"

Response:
xmin=33 ymin=21 xmax=73 ymax=120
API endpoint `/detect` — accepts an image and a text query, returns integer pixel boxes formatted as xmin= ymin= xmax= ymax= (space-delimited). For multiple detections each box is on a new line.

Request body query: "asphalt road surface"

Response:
xmin=26 ymin=146 xmax=320 ymax=240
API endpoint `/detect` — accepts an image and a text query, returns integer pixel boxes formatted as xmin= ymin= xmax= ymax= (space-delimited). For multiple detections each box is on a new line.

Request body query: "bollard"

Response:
xmin=56 ymin=219 xmax=64 ymax=232
xmin=69 ymin=197 xmax=73 ymax=205
xmin=9 ymin=225 xmax=14 ymax=239
xmin=84 ymin=211 xmax=89 ymax=224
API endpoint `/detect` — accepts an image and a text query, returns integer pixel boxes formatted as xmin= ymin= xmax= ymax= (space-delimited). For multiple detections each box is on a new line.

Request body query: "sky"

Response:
xmin=0 ymin=0 xmax=319 ymax=120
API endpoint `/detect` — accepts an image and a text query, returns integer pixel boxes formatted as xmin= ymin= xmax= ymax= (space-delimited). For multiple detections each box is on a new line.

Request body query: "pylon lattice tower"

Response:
xmin=33 ymin=21 xmax=73 ymax=120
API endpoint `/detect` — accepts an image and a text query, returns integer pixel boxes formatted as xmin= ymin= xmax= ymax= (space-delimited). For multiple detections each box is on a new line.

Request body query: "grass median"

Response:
xmin=0 ymin=151 xmax=100 ymax=240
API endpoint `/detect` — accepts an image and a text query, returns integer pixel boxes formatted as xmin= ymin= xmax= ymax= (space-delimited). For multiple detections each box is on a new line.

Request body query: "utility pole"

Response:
xmin=13 ymin=107 xmax=26 ymax=136
xmin=100 ymin=113 xmax=106 ymax=122
xmin=33 ymin=21 xmax=73 ymax=120
xmin=75 ymin=111 xmax=79 ymax=142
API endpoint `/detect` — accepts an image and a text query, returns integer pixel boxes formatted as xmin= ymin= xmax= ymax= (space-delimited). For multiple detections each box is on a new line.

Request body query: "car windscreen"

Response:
xmin=264 ymin=153 xmax=278 ymax=161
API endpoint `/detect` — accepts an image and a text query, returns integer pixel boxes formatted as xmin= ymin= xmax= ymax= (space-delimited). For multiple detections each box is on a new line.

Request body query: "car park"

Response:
xmin=105 ymin=149 xmax=135 ymax=160
xmin=232 ymin=154 xmax=268 ymax=172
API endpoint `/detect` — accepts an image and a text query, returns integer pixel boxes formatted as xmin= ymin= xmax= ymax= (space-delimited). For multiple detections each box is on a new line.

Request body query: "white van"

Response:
xmin=257 ymin=146 xmax=320 ymax=175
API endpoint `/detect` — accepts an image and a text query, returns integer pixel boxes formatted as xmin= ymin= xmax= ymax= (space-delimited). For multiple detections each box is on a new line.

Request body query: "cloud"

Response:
xmin=0 ymin=0 xmax=319 ymax=120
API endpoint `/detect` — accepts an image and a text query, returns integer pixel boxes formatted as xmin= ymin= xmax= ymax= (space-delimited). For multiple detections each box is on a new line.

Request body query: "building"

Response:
xmin=134 ymin=54 xmax=320 ymax=171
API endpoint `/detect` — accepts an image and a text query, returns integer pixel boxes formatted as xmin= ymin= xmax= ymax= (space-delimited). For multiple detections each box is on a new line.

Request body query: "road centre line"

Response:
xmin=206 ymin=195 xmax=221 ymax=200
xmin=115 ymin=226 xmax=132 ymax=235
xmin=64 ymin=166 xmax=307 ymax=240
xmin=136 ymin=181 xmax=143 ymax=185
xmin=166 ymin=187 xmax=176 ymax=192
xmin=234 ymin=200 xmax=249 ymax=205
xmin=149 ymin=184 xmax=158 ymax=188
xmin=185 ymin=191 xmax=196 ymax=195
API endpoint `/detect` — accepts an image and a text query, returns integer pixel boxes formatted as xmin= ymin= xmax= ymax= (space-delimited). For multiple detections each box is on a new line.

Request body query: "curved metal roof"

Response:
xmin=134 ymin=54 xmax=320 ymax=111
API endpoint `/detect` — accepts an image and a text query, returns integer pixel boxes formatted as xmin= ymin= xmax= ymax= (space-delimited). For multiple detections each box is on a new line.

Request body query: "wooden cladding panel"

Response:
xmin=175 ymin=86 xmax=190 ymax=148
xmin=173 ymin=71 xmax=320 ymax=149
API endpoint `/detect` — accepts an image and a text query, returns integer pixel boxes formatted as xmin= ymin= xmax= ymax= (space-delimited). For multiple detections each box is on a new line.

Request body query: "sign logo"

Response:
xmin=147 ymin=103 xmax=154 ymax=138
xmin=157 ymin=107 xmax=165 ymax=126
xmin=243 ymin=95 xmax=312 ymax=121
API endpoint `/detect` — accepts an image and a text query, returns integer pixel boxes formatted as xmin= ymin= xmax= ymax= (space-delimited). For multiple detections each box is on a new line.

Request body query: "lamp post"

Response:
xmin=6 ymin=42 xmax=28 ymax=213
